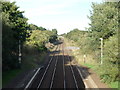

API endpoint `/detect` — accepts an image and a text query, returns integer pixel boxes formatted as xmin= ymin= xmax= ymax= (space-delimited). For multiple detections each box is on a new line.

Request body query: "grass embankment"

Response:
xmin=22 ymin=45 xmax=47 ymax=69
xmin=80 ymin=62 xmax=118 ymax=88
xmin=2 ymin=51 xmax=47 ymax=87
xmin=2 ymin=69 xmax=22 ymax=86
xmin=64 ymin=38 xmax=118 ymax=88
xmin=2 ymin=43 xmax=55 ymax=87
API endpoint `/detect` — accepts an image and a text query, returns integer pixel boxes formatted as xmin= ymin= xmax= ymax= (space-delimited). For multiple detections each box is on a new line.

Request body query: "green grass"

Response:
xmin=2 ymin=43 xmax=53 ymax=87
xmin=108 ymin=81 xmax=119 ymax=88
xmin=65 ymin=38 xmax=119 ymax=89
xmin=83 ymin=63 xmax=95 ymax=69
xmin=2 ymin=51 xmax=47 ymax=87
xmin=22 ymin=43 xmax=48 ymax=69
xmin=22 ymin=51 xmax=47 ymax=69
xmin=83 ymin=63 xmax=119 ymax=89
xmin=2 ymin=69 xmax=22 ymax=87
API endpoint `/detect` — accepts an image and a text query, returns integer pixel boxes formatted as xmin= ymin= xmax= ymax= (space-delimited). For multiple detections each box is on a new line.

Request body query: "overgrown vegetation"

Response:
xmin=2 ymin=1 xmax=28 ymax=71
xmin=1 ymin=0 xmax=119 ymax=88
xmin=22 ymin=29 xmax=58 ymax=69
xmin=2 ymin=0 xmax=57 ymax=71
xmin=2 ymin=69 xmax=22 ymax=86
xmin=25 ymin=30 xmax=57 ymax=52
xmin=1 ymin=0 xmax=58 ymax=86
xmin=64 ymin=2 xmax=119 ymax=88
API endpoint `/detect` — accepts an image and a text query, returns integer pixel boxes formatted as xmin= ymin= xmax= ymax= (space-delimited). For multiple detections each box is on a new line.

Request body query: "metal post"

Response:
xmin=100 ymin=38 xmax=103 ymax=65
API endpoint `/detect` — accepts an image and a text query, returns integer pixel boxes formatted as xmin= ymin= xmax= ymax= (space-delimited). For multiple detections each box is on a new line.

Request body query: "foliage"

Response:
xmin=49 ymin=29 xmax=58 ymax=43
xmin=108 ymin=81 xmax=118 ymax=88
xmin=28 ymin=24 xmax=46 ymax=31
xmin=65 ymin=29 xmax=96 ymax=54
xmin=65 ymin=2 xmax=119 ymax=84
xmin=2 ymin=69 xmax=22 ymax=86
xmin=2 ymin=0 xmax=29 ymax=71
xmin=2 ymin=0 xmax=58 ymax=71
xmin=88 ymin=2 xmax=119 ymax=83
xmin=88 ymin=2 xmax=118 ymax=39
xmin=104 ymin=35 xmax=118 ymax=64
xmin=26 ymin=30 xmax=57 ymax=52
xmin=101 ymin=35 xmax=119 ymax=82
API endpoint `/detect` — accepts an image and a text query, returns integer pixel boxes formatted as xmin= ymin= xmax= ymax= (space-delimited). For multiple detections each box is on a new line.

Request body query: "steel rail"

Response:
xmin=66 ymin=48 xmax=79 ymax=89
xmin=50 ymin=43 xmax=62 ymax=89
xmin=62 ymin=42 xmax=66 ymax=89
xmin=76 ymin=65 xmax=87 ymax=88
xmin=37 ymin=44 xmax=60 ymax=88
xmin=49 ymin=55 xmax=59 ymax=89
xmin=24 ymin=66 xmax=43 ymax=89
xmin=25 ymin=45 xmax=59 ymax=89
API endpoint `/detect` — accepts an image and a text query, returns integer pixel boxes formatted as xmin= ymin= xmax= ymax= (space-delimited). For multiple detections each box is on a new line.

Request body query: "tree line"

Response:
xmin=1 ymin=0 xmax=57 ymax=71
xmin=64 ymin=2 xmax=119 ymax=84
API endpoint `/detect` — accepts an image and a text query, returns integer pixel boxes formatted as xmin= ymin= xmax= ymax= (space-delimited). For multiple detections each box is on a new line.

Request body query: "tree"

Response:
xmin=52 ymin=29 xmax=57 ymax=34
xmin=65 ymin=2 xmax=119 ymax=83
xmin=28 ymin=24 xmax=46 ymax=31
xmin=29 ymin=24 xmax=38 ymax=30
xmin=38 ymin=26 xmax=46 ymax=31
xmin=26 ymin=30 xmax=57 ymax=51
xmin=2 ymin=0 xmax=28 ymax=70
xmin=49 ymin=29 xmax=58 ymax=43
xmin=88 ymin=2 xmax=118 ymax=40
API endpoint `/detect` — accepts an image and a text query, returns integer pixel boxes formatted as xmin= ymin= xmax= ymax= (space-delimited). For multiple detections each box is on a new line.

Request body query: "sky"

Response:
xmin=10 ymin=0 xmax=102 ymax=35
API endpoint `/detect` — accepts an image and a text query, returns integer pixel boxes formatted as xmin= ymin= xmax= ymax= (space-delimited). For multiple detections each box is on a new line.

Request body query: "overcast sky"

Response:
xmin=10 ymin=0 xmax=102 ymax=34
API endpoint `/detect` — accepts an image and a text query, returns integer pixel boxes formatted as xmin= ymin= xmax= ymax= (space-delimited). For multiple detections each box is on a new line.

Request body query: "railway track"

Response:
xmin=25 ymin=44 xmax=59 ymax=89
xmin=50 ymin=43 xmax=64 ymax=89
xmin=25 ymin=41 xmax=85 ymax=89
xmin=63 ymin=41 xmax=85 ymax=89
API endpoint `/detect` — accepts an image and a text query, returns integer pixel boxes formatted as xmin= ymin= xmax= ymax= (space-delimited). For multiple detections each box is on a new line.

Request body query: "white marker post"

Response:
xmin=83 ymin=54 xmax=86 ymax=63
xmin=18 ymin=39 xmax=22 ymax=68
xmin=100 ymin=38 xmax=103 ymax=65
